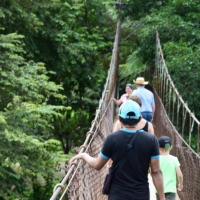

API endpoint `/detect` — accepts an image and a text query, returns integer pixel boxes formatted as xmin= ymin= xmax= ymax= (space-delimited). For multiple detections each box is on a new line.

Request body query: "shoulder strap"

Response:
xmin=143 ymin=121 xmax=149 ymax=132
xmin=110 ymin=130 xmax=140 ymax=173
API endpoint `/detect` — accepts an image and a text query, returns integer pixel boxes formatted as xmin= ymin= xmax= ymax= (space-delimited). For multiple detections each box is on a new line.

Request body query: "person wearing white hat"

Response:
xmin=132 ymin=77 xmax=155 ymax=122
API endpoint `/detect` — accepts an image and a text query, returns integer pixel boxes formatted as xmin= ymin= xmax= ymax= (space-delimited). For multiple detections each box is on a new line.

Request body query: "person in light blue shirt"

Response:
xmin=132 ymin=77 xmax=155 ymax=122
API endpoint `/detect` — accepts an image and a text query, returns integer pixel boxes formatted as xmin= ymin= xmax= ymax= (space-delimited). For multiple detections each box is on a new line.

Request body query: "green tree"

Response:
xmin=0 ymin=12 xmax=67 ymax=199
xmin=137 ymin=0 xmax=200 ymax=118
xmin=0 ymin=0 xmax=117 ymax=150
xmin=115 ymin=0 xmax=200 ymax=154
xmin=0 ymin=0 xmax=118 ymax=198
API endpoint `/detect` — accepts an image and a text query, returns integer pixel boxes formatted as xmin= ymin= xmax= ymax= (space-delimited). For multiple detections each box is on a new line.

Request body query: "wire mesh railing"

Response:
xmin=153 ymin=30 xmax=200 ymax=200
xmin=154 ymin=31 xmax=200 ymax=154
xmin=49 ymin=18 xmax=200 ymax=200
xmin=49 ymin=6 xmax=122 ymax=200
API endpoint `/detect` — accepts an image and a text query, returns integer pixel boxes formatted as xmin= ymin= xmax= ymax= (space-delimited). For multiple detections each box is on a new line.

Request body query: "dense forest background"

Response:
xmin=0 ymin=0 xmax=199 ymax=199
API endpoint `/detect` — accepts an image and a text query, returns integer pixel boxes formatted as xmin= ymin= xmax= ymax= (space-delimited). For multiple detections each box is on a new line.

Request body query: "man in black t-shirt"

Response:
xmin=70 ymin=100 xmax=165 ymax=200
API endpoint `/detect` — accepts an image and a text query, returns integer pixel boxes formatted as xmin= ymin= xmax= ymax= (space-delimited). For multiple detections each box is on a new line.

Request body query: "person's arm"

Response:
xmin=111 ymin=97 xmax=122 ymax=106
xmin=176 ymin=166 xmax=183 ymax=191
xmin=150 ymin=158 xmax=165 ymax=200
xmin=106 ymin=159 xmax=113 ymax=173
xmin=147 ymin=122 xmax=154 ymax=135
xmin=69 ymin=153 xmax=108 ymax=171
xmin=152 ymin=104 xmax=155 ymax=120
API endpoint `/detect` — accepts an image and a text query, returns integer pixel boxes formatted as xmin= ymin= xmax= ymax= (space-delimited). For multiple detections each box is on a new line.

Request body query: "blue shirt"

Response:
xmin=133 ymin=86 xmax=155 ymax=112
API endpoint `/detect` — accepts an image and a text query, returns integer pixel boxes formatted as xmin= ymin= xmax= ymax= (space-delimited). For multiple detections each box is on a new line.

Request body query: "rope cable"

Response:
xmin=59 ymin=100 xmax=112 ymax=199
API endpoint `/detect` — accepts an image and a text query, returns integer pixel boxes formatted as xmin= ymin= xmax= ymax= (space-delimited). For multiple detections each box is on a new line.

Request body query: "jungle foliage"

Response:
xmin=0 ymin=0 xmax=116 ymax=199
xmin=1 ymin=0 xmax=200 ymax=199
xmin=119 ymin=0 xmax=200 ymax=120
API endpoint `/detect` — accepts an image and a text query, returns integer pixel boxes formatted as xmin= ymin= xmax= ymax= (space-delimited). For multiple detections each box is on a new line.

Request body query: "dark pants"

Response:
xmin=141 ymin=112 xmax=153 ymax=122
xmin=108 ymin=195 xmax=132 ymax=200
xmin=108 ymin=195 xmax=149 ymax=200
xmin=156 ymin=193 xmax=176 ymax=200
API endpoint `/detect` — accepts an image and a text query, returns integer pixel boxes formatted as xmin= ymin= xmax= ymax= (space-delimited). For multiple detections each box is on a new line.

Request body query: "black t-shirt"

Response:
xmin=100 ymin=129 xmax=159 ymax=200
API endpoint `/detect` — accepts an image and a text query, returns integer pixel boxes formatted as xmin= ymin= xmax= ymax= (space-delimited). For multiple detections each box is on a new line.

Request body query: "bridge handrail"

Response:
xmin=154 ymin=31 xmax=200 ymax=154
xmin=49 ymin=10 xmax=122 ymax=200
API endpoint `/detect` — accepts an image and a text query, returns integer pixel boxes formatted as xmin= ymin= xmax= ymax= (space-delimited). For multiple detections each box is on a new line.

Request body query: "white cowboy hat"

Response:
xmin=133 ymin=77 xmax=148 ymax=85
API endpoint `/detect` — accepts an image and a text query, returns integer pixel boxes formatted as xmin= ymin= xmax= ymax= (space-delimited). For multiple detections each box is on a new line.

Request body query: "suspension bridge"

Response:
xmin=50 ymin=3 xmax=200 ymax=200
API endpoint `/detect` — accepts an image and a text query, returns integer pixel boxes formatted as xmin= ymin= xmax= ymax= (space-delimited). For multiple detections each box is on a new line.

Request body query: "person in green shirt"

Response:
xmin=156 ymin=136 xmax=183 ymax=200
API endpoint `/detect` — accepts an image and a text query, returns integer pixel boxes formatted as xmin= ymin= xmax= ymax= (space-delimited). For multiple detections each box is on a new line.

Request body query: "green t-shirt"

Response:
xmin=158 ymin=155 xmax=180 ymax=193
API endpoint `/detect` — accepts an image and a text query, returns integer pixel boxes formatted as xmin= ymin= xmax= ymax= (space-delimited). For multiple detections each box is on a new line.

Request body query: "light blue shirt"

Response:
xmin=132 ymin=86 xmax=155 ymax=112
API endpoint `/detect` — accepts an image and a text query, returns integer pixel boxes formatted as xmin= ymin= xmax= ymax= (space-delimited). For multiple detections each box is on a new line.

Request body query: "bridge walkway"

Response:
xmin=50 ymin=3 xmax=200 ymax=199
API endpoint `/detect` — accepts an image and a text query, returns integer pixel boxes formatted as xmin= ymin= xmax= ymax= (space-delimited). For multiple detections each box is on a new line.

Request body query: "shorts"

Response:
xmin=141 ymin=112 xmax=152 ymax=122
xmin=156 ymin=193 xmax=176 ymax=200
xmin=108 ymin=194 xmax=149 ymax=200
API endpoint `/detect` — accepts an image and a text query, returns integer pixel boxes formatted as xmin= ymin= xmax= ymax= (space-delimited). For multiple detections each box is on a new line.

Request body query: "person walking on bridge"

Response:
xmin=107 ymin=95 xmax=154 ymax=174
xmin=132 ymin=77 xmax=155 ymax=122
xmin=111 ymin=83 xmax=133 ymax=106
xmin=113 ymin=95 xmax=154 ymax=134
xmin=156 ymin=136 xmax=183 ymax=200
xmin=70 ymin=100 xmax=165 ymax=200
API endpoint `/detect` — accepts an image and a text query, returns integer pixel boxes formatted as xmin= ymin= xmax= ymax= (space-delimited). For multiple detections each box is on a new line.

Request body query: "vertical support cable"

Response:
xmin=165 ymin=79 xmax=169 ymax=107
xmin=172 ymin=91 xmax=176 ymax=124
xmin=168 ymin=86 xmax=171 ymax=117
xmin=188 ymin=116 xmax=194 ymax=147
xmin=154 ymin=31 xmax=200 ymax=154
xmin=163 ymin=73 xmax=166 ymax=105
xmin=176 ymin=98 xmax=181 ymax=131
xmin=182 ymin=106 xmax=187 ymax=138
xmin=197 ymin=125 xmax=200 ymax=153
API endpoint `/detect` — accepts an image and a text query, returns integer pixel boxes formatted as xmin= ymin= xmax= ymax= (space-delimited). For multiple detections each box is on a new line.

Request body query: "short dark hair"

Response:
xmin=119 ymin=116 xmax=140 ymax=126
xmin=126 ymin=84 xmax=133 ymax=89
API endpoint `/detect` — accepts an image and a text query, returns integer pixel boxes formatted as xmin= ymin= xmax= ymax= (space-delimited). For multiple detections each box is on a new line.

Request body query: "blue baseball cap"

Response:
xmin=119 ymin=100 xmax=141 ymax=119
